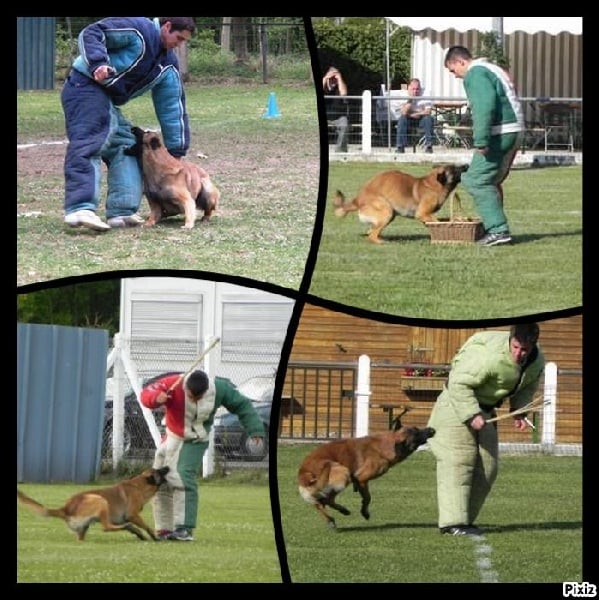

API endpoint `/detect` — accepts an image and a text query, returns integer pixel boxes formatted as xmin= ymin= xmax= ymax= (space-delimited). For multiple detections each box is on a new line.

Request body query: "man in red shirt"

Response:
xmin=141 ymin=369 xmax=265 ymax=541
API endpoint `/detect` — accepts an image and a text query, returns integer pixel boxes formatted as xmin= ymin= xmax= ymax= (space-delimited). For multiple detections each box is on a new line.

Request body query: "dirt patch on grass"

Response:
xmin=17 ymin=120 xmax=321 ymax=289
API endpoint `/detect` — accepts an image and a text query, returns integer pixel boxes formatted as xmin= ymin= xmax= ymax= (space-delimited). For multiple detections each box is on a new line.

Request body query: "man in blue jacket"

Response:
xmin=61 ymin=17 xmax=196 ymax=231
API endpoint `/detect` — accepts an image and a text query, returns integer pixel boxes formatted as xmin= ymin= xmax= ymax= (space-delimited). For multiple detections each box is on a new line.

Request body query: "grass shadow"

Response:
xmin=335 ymin=519 xmax=583 ymax=534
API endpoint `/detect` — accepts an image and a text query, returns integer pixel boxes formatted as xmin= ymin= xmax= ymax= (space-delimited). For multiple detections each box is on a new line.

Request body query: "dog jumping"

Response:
xmin=125 ymin=126 xmax=220 ymax=229
xmin=298 ymin=408 xmax=435 ymax=528
xmin=332 ymin=164 xmax=468 ymax=243
xmin=16 ymin=466 xmax=169 ymax=541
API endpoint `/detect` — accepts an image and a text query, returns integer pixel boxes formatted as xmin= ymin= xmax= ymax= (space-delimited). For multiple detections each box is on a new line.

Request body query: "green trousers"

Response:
xmin=461 ymin=132 xmax=521 ymax=234
xmin=153 ymin=435 xmax=208 ymax=531
xmin=427 ymin=400 xmax=498 ymax=529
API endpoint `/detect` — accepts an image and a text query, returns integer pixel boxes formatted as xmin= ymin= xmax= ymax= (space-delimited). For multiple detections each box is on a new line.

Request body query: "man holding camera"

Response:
xmin=323 ymin=66 xmax=349 ymax=153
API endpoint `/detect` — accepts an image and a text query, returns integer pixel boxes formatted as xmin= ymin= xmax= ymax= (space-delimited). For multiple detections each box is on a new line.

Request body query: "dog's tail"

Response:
xmin=17 ymin=488 xmax=65 ymax=519
xmin=298 ymin=461 xmax=332 ymax=495
xmin=197 ymin=176 xmax=220 ymax=213
xmin=332 ymin=190 xmax=359 ymax=217
xmin=314 ymin=461 xmax=333 ymax=493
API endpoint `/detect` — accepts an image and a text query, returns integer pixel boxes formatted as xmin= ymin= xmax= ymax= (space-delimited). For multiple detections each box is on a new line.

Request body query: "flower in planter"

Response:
xmin=402 ymin=368 xmax=449 ymax=377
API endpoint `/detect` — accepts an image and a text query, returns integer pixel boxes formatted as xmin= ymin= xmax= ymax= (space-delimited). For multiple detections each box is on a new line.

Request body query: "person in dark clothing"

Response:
xmin=323 ymin=66 xmax=349 ymax=153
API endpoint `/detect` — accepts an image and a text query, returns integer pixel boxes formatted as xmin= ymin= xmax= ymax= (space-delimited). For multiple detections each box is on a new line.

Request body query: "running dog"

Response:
xmin=298 ymin=409 xmax=435 ymax=528
xmin=125 ymin=127 xmax=220 ymax=229
xmin=16 ymin=466 xmax=169 ymax=541
xmin=332 ymin=164 xmax=468 ymax=243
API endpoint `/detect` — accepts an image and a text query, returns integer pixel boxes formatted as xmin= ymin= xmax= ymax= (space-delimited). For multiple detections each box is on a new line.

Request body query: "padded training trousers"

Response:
xmin=61 ymin=70 xmax=142 ymax=218
xmin=152 ymin=434 xmax=208 ymax=531
xmin=461 ymin=131 xmax=521 ymax=234
xmin=427 ymin=399 xmax=498 ymax=529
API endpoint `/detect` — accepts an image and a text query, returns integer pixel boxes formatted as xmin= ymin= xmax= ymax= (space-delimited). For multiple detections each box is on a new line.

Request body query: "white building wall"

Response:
xmin=119 ymin=277 xmax=294 ymax=385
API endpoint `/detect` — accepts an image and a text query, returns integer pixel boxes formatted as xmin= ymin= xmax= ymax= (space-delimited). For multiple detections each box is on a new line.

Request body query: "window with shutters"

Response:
xmin=129 ymin=293 xmax=204 ymax=377
xmin=221 ymin=299 xmax=293 ymax=364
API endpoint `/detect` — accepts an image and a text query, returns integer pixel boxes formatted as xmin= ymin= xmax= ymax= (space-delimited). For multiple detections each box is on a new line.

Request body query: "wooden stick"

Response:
xmin=167 ymin=337 xmax=221 ymax=392
xmin=485 ymin=394 xmax=547 ymax=424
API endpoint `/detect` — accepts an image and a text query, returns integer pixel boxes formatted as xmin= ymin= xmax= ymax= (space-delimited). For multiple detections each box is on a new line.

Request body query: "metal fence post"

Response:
xmin=355 ymin=354 xmax=371 ymax=436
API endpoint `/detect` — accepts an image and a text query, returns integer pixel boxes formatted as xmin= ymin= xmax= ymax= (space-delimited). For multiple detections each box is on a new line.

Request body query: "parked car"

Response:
xmin=102 ymin=372 xmax=174 ymax=458
xmin=212 ymin=374 xmax=274 ymax=462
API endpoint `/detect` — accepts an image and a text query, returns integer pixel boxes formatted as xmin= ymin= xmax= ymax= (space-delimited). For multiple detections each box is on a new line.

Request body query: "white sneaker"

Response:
xmin=107 ymin=213 xmax=145 ymax=228
xmin=64 ymin=209 xmax=110 ymax=231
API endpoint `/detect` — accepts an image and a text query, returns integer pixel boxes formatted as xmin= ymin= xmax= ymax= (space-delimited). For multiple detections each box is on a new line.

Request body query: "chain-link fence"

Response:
xmin=55 ymin=17 xmax=309 ymax=83
xmin=103 ymin=337 xmax=280 ymax=472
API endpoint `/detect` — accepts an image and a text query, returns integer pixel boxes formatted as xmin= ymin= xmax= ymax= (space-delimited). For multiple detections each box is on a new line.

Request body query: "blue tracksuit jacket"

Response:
xmin=61 ymin=17 xmax=190 ymax=217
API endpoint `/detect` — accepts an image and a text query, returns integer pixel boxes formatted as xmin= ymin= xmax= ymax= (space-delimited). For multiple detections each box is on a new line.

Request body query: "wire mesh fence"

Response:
xmin=103 ymin=337 xmax=280 ymax=472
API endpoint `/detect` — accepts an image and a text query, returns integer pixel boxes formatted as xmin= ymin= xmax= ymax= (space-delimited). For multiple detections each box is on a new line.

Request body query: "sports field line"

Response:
xmin=472 ymin=536 xmax=499 ymax=583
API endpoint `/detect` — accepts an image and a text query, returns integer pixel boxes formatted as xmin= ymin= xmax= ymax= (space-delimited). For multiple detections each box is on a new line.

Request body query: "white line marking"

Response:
xmin=473 ymin=538 xmax=499 ymax=583
xmin=17 ymin=140 xmax=67 ymax=150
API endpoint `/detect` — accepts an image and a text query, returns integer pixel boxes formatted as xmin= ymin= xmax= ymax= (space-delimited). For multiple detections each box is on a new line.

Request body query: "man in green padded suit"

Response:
xmin=427 ymin=323 xmax=545 ymax=536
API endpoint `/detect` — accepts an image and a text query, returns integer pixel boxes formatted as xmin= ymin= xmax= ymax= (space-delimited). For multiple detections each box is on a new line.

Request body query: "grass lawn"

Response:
xmin=276 ymin=442 xmax=583 ymax=584
xmin=309 ymin=161 xmax=582 ymax=321
xmin=17 ymin=83 xmax=320 ymax=290
xmin=17 ymin=474 xmax=281 ymax=583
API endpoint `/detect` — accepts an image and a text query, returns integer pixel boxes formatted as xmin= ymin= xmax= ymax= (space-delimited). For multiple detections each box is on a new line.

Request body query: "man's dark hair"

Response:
xmin=444 ymin=45 xmax=472 ymax=65
xmin=510 ymin=323 xmax=540 ymax=346
xmin=159 ymin=17 xmax=197 ymax=34
xmin=186 ymin=370 xmax=209 ymax=397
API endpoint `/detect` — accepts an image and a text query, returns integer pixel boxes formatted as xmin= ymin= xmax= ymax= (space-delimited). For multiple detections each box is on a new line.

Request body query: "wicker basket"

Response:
xmin=426 ymin=218 xmax=484 ymax=244
xmin=425 ymin=191 xmax=484 ymax=244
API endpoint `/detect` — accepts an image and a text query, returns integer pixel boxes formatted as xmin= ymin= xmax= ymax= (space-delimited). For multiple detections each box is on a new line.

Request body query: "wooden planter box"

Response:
xmin=400 ymin=376 xmax=447 ymax=391
xmin=425 ymin=218 xmax=484 ymax=244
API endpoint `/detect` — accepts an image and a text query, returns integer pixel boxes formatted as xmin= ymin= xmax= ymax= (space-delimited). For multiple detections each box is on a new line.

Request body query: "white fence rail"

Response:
xmin=352 ymin=357 xmax=580 ymax=457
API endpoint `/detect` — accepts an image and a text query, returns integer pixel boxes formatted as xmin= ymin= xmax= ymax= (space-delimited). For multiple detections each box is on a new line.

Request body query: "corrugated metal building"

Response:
xmin=387 ymin=17 xmax=583 ymax=100
xmin=17 ymin=17 xmax=56 ymax=90
xmin=17 ymin=323 xmax=108 ymax=483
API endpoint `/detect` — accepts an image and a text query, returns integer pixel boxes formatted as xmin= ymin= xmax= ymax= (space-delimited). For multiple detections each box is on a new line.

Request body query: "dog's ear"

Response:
xmin=391 ymin=405 xmax=411 ymax=430
xmin=123 ymin=144 xmax=140 ymax=157
xmin=391 ymin=416 xmax=402 ymax=431
xmin=456 ymin=164 xmax=469 ymax=179
xmin=130 ymin=126 xmax=145 ymax=142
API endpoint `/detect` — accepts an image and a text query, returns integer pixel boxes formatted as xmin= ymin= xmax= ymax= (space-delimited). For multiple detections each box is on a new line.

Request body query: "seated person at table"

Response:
xmin=396 ymin=78 xmax=434 ymax=153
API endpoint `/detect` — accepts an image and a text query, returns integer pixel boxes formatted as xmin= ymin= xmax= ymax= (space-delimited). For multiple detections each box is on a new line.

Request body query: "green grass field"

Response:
xmin=277 ymin=442 xmax=583 ymax=584
xmin=17 ymin=474 xmax=281 ymax=583
xmin=309 ymin=161 xmax=582 ymax=321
